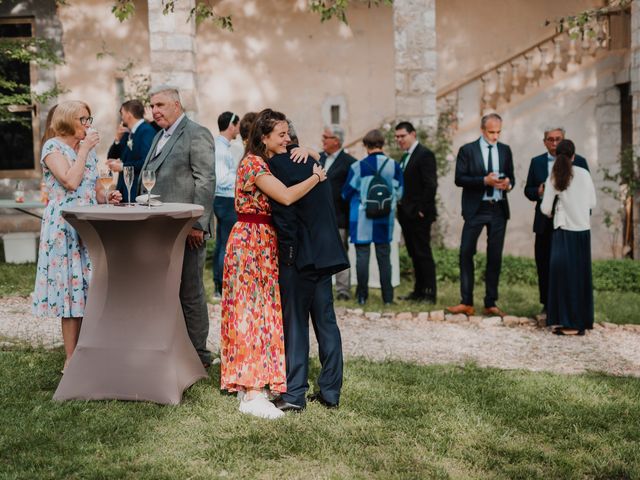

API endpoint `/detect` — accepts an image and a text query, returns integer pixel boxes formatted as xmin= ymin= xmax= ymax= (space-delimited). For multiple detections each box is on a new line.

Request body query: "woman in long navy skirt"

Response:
xmin=540 ymin=139 xmax=596 ymax=335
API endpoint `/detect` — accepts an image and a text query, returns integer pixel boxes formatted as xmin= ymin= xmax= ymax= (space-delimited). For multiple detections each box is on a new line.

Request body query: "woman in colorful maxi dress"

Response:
xmin=32 ymin=100 xmax=121 ymax=372
xmin=221 ymin=109 xmax=327 ymax=419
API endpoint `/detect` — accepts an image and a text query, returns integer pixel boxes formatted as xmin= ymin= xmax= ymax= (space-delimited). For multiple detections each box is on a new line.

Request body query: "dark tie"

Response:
xmin=486 ymin=145 xmax=494 ymax=197
xmin=319 ymin=154 xmax=326 ymax=168
xmin=400 ymin=152 xmax=409 ymax=170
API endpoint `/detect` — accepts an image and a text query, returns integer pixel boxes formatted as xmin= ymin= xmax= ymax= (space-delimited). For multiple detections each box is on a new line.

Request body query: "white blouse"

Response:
xmin=541 ymin=166 xmax=596 ymax=231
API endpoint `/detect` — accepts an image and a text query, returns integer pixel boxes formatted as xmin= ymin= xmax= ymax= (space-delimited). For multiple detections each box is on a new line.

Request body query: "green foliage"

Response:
xmin=2 ymin=352 xmax=640 ymax=479
xmin=546 ymin=0 xmax=631 ymax=40
xmin=111 ymin=0 xmax=136 ymax=22
xmin=309 ymin=0 xmax=392 ymax=24
xmin=0 ymin=38 xmax=63 ymax=126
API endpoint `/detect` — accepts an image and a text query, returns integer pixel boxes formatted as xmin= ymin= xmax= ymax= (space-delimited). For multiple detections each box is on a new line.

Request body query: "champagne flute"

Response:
xmin=141 ymin=170 xmax=156 ymax=210
xmin=123 ymin=166 xmax=134 ymax=206
xmin=98 ymin=167 xmax=114 ymax=207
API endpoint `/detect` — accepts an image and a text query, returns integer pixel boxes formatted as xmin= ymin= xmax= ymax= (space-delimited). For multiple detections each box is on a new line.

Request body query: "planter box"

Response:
xmin=2 ymin=232 xmax=38 ymax=263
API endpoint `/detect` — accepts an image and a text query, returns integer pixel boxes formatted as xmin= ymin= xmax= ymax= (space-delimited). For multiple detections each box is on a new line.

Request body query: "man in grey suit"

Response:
xmin=139 ymin=85 xmax=215 ymax=367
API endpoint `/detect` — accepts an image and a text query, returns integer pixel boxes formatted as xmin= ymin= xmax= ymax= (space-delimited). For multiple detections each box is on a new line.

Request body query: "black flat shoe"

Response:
xmin=272 ymin=396 xmax=305 ymax=412
xmin=307 ymin=392 xmax=338 ymax=409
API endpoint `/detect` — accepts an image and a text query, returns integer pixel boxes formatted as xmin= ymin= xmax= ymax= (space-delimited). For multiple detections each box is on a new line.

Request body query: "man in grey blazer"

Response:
xmin=139 ymin=85 xmax=215 ymax=367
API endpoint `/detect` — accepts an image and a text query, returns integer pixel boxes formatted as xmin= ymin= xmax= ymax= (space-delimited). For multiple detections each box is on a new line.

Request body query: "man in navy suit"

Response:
xmin=107 ymin=99 xmax=157 ymax=203
xmin=268 ymin=133 xmax=349 ymax=412
xmin=524 ymin=127 xmax=590 ymax=315
xmin=447 ymin=113 xmax=515 ymax=317
xmin=394 ymin=121 xmax=438 ymax=303
xmin=319 ymin=125 xmax=356 ymax=300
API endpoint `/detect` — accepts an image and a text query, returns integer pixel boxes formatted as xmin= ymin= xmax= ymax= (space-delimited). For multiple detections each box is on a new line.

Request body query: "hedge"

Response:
xmin=398 ymin=248 xmax=640 ymax=294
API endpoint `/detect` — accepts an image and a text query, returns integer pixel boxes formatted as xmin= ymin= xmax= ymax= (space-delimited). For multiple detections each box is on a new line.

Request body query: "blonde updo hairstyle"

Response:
xmin=51 ymin=100 xmax=91 ymax=137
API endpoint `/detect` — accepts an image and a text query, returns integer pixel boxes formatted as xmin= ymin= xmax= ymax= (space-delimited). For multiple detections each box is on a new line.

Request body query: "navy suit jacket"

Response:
xmin=454 ymin=139 xmax=515 ymax=220
xmin=319 ymin=149 xmax=356 ymax=229
xmin=524 ymin=153 xmax=589 ymax=234
xmin=399 ymin=142 xmax=437 ymax=222
xmin=107 ymin=121 xmax=156 ymax=202
xmin=267 ymin=152 xmax=349 ymax=276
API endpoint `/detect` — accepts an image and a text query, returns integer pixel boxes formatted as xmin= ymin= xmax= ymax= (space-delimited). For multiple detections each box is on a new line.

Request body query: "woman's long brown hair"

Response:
xmin=551 ymin=139 xmax=575 ymax=192
xmin=245 ymin=108 xmax=287 ymax=159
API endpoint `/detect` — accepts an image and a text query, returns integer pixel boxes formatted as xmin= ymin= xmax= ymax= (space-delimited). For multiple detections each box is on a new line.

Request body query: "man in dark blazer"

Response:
xmin=139 ymin=86 xmax=215 ymax=368
xmin=447 ymin=113 xmax=515 ymax=317
xmin=394 ymin=121 xmax=438 ymax=303
xmin=268 ymin=142 xmax=349 ymax=411
xmin=107 ymin=99 xmax=156 ymax=203
xmin=524 ymin=127 xmax=590 ymax=314
xmin=319 ymin=125 xmax=356 ymax=300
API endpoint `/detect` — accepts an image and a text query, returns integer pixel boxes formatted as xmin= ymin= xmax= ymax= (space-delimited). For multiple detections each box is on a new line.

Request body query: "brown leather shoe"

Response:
xmin=484 ymin=306 xmax=506 ymax=317
xmin=446 ymin=304 xmax=475 ymax=316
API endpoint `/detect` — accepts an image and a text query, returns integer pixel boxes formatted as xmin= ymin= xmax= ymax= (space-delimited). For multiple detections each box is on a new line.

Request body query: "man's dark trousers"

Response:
xmin=397 ymin=209 xmax=436 ymax=299
xmin=212 ymin=196 xmax=236 ymax=293
xmin=278 ymin=266 xmax=343 ymax=407
xmin=459 ymin=202 xmax=506 ymax=308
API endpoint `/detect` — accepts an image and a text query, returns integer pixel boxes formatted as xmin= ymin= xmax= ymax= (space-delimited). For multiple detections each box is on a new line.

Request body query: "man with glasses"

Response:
xmin=211 ymin=111 xmax=240 ymax=300
xmin=319 ymin=125 xmax=356 ymax=300
xmin=524 ymin=127 xmax=590 ymax=316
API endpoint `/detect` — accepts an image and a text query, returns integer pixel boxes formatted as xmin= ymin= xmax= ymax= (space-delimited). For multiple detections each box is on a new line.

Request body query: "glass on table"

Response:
xmin=141 ymin=170 xmax=156 ymax=210
xmin=98 ymin=166 xmax=115 ymax=207
xmin=123 ymin=165 xmax=134 ymax=206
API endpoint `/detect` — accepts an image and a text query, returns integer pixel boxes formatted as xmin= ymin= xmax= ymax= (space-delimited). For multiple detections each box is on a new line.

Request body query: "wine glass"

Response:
xmin=98 ymin=167 xmax=114 ymax=207
xmin=123 ymin=166 xmax=134 ymax=206
xmin=141 ymin=170 xmax=156 ymax=210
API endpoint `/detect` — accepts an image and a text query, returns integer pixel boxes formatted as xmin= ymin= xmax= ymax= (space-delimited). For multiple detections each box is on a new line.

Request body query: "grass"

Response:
xmin=3 ymin=257 xmax=640 ymax=324
xmin=1 ymin=349 xmax=639 ymax=479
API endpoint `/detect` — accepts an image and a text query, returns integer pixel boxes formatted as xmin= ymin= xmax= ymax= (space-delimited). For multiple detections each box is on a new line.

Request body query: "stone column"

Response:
xmin=392 ymin=0 xmax=437 ymax=130
xmin=147 ymin=0 xmax=199 ymax=117
xmin=632 ymin=0 xmax=640 ymax=259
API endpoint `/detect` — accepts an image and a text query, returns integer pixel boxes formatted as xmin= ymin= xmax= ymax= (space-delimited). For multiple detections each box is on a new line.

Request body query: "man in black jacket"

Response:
xmin=268 ymin=142 xmax=349 ymax=411
xmin=319 ymin=125 xmax=357 ymax=300
xmin=394 ymin=121 xmax=438 ymax=303
xmin=524 ymin=127 xmax=590 ymax=314
xmin=447 ymin=113 xmax=515 ymax=317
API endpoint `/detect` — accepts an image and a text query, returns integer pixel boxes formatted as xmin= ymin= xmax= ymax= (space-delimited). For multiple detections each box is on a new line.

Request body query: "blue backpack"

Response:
xmin=364 ymin=157 xmax=392 ymax=219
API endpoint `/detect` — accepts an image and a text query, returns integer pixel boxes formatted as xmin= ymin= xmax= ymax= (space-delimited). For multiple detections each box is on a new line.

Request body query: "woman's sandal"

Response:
xmin=553 ymin=328 xmax=585 ymax=336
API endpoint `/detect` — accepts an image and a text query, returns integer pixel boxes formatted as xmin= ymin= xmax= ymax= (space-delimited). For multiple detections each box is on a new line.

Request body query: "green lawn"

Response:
xmin=1 ymin=349 xmax=639 ymax=479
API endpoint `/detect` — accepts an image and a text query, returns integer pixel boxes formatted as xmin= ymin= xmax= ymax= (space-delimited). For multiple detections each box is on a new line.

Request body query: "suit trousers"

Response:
xmin=180 ymin=242 xmax=211 ymax=365
xmin=459 ymin=202 xmax=507 ymax=308
xmin=212 ymin=196 xmax=237 ymax=292
xmin=534 ymin=229 xmax=552 ymax=308
xmin=355 ymin=243 xmax=393 ymax=303
xmin=397 ymin=209 xmax=437 ymax=298
xmin=279 ymin=266 xmax=343 ymax=407
xmin=334 ymin=228 xmax=351 ymax=297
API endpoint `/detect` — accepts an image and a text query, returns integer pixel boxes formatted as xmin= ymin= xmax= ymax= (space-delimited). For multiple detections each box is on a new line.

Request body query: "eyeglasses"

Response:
xmin=544 ymin=136 xmax=562 ymax=143
xmin=79 ymin=116 xmax=94 ymax=126
xmin=322 ymin=135 xmax=337 ymax=140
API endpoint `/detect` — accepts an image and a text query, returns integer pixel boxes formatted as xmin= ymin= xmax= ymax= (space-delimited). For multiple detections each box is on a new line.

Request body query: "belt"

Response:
xmin=237 ymin=213 xmax=273 ymax=225
xmin=482 ymin=199 xmax=503 ymax=205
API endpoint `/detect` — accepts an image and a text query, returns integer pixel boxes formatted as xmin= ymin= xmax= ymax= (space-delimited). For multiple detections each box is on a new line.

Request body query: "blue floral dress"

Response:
xmin=32 ymin=138 xmax=98 ymax=318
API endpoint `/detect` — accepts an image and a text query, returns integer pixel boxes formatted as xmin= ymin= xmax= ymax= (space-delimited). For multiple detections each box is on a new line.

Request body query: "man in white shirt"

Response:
xmin=212 ymin=111 xmax=240 ymax=299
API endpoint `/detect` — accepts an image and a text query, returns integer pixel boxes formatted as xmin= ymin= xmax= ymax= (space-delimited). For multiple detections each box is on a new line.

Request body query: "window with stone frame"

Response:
xmin=0 ymin=17 xmax=40 ymax=178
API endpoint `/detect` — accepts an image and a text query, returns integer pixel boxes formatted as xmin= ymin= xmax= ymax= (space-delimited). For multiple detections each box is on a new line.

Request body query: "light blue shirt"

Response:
xmin=480 ymin=136 xmax=503 ymax=201
xmin=214 ymin=135 xmax=238 ymax=197
xmin=547 ymin=152 xmax=555 ymax=177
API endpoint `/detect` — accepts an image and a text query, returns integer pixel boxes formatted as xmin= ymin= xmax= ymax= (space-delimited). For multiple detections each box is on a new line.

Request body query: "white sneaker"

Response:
xmin=239 ymin=393 xmax=285 ymax=419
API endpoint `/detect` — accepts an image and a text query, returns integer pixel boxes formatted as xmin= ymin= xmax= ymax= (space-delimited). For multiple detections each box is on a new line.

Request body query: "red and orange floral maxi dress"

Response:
xmin=220 ymin=154 xmax=287 ymax=394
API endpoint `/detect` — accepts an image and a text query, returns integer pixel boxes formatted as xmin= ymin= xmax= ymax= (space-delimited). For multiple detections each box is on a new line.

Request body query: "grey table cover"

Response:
xmin=53 ymin=203 xmax=208 ymax=404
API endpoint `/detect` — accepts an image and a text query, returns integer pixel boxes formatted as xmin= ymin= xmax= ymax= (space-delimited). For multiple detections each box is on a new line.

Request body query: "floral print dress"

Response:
xmin=220 ymin=154 xmax=286 ymax=394
xmin=32 ymin=138 xmax=98 ymax=318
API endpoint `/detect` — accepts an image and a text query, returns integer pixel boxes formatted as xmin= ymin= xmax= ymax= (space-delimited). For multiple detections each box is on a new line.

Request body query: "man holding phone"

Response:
xmin=447 ymin=113 xmax=515 ymax=317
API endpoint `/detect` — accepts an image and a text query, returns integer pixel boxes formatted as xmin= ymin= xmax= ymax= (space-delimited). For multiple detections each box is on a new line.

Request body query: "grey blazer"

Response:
xmin=139 ymin=116 xmax=215 ymax=233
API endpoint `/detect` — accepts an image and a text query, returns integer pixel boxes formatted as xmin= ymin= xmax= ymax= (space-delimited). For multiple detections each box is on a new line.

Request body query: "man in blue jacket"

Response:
xmin=107 ymin=99 xmax=157 ymax=202
xmin=524 ymin=127 xmax=590 ymax=315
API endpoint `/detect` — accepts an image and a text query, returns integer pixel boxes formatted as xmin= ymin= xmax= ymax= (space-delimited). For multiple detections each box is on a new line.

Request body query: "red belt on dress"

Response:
xmin=237 ymin=213 xmax=273 ymax=225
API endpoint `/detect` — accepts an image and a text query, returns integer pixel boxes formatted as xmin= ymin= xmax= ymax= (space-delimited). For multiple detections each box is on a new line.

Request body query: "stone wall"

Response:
xmin=632 ymin=0 xmax=640 ymax=259
xmin=392 ymin=0 xmax=436 ymax=130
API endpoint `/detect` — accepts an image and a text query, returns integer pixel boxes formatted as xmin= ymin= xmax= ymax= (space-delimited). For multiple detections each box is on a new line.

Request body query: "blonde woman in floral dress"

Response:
xmin=221 ymin=109 xmax=326 ymax=419
xmin=33 ymin=100 xmax=121 ymax=372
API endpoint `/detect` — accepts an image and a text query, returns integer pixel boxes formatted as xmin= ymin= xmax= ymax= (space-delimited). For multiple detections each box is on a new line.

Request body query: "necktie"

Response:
xmin=400 ymin=152 xmax=409 ymax=170
xmin=486 ymin=145 xmax=494 ymax=197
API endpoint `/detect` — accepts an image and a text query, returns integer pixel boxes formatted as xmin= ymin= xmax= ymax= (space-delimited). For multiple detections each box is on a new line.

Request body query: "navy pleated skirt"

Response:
xmin=547 ymin=228 xmax=594 ymax=330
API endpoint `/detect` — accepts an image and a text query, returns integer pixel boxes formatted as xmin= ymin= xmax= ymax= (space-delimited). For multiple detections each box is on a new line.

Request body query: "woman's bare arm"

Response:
xmin=255 ymin=163 xmax=326 ymax=206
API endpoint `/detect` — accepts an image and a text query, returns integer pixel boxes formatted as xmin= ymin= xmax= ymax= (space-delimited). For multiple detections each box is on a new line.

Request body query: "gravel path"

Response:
xmin=2 ymin=296 xmax=639 ymax=377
